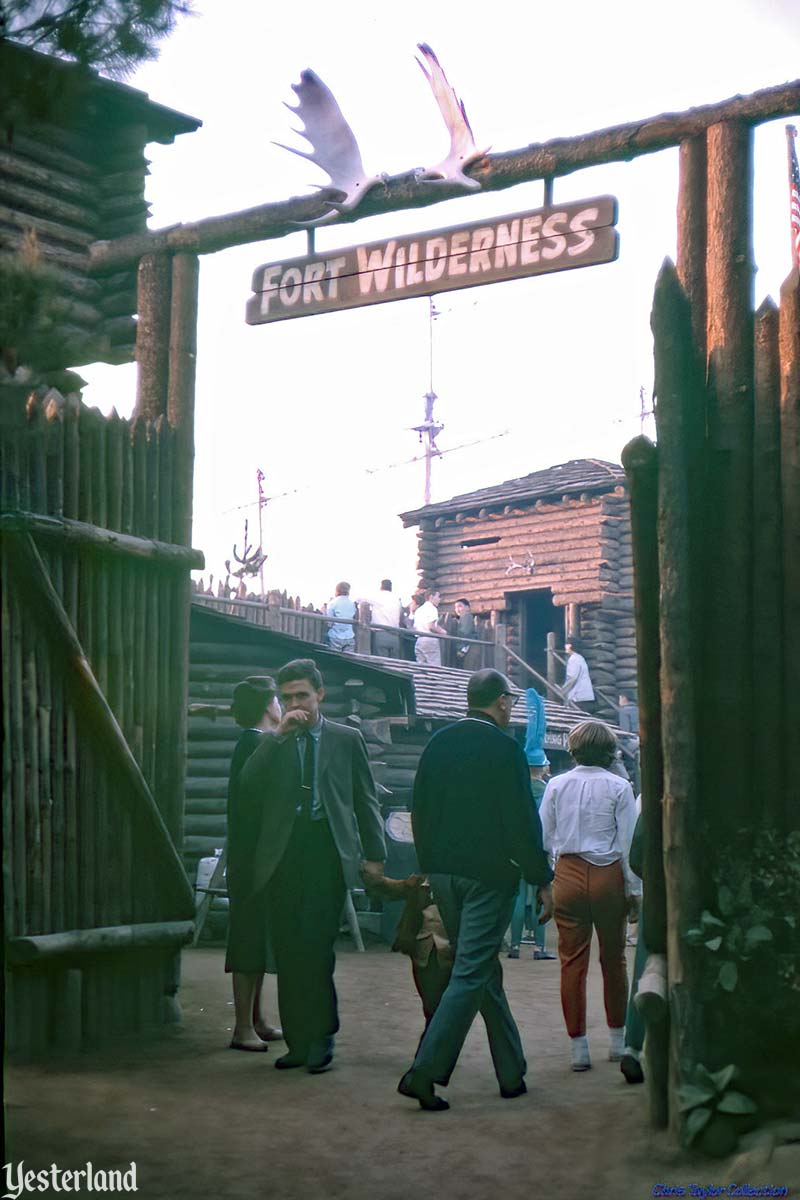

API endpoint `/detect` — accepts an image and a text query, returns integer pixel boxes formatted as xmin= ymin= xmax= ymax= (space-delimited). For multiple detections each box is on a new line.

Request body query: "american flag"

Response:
xmin=789 ymin=125 xmax=800 ymax=270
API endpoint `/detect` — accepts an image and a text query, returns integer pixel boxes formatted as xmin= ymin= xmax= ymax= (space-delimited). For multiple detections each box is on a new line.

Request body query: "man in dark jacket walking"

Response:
xmin=398 ymin=670 xmax=554 ymax=1111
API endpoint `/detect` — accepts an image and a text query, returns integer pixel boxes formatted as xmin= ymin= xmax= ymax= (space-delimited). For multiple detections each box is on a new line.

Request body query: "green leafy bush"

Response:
xmin=683 ymin=828 xmax=800 ymax=1070
xmin=679 ymin=1063 xmax=757 ymax=1157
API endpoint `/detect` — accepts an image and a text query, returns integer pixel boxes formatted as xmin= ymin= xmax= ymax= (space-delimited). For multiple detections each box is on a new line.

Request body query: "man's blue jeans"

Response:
xmin=411 ymin=874 xmax=525 ymax=1091
xmin=509 ymin=880 xmax=548 ymax=951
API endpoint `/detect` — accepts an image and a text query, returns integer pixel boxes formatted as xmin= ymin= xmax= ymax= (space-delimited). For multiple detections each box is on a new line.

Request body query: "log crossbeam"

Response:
xmin=0 ymin=510 xmax=205 ymax=568
xmin=7 ymin=921 xmax=195 ymax=964
xmin=88 ymin=80 xmax=800 ymax=274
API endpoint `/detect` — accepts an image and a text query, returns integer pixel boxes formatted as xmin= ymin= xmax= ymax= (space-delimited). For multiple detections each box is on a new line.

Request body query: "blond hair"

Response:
xmin=567 ymin=720 xmax=617 ymax=767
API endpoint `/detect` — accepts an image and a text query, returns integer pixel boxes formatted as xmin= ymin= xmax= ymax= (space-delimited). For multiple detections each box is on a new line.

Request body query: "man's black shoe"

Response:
xmin=306 ymin=1037 xmax=335 ymax=1074
xmin=398 ymin=1069 xmax=450 ymax=1111
xmin=620 ymin=1053 xmax=645 ymax=1084
xmin=499 ymin=1079 xmax=527 ymax=1099
xmin=274 ymin=1050 xmax=306 ymax=1070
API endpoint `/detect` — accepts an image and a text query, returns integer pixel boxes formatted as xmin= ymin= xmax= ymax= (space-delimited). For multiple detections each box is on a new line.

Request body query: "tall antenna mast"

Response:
xmin=256 ymin=468 xmax=267 ymax=598
xmin=411 ymin=297 xmax=444 ymax=505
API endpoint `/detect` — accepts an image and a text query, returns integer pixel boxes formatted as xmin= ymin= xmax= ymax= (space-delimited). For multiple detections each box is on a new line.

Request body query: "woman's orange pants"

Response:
xmin=553 ymin=855 xmax=628 ymax=1038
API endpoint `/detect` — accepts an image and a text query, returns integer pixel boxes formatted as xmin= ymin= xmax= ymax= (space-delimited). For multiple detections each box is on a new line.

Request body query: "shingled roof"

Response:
xmin=400 ymin=458 xmax=626 ymax=527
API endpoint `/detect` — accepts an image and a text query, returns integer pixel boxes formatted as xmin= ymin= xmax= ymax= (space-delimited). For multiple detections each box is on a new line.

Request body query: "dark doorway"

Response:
xmin=518 ymin=589 xmax=564 ymax=683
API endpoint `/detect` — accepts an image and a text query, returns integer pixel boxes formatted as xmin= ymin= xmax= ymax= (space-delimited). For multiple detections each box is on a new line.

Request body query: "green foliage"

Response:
xmin=683 ymin=828 xmax=800 ymax=1026
xmin=2 ymin=0 xmax=194 ymax=77
xmin=678 ymin=1062 xmax=757 ymax=1155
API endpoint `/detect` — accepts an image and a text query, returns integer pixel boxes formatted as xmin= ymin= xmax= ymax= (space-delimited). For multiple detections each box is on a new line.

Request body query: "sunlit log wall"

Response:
xmin=1 ymin=388 xmax=200 ymax=1056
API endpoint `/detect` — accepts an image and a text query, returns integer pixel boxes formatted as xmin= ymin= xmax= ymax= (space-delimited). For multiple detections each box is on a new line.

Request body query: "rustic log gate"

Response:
xmin=622 ymin=116 xmax=800 ymax=1136
xmin=3 ymin=70 xmax=799 ymax=1120
xmin=1 ymin=390 xmax=201 ymax=1055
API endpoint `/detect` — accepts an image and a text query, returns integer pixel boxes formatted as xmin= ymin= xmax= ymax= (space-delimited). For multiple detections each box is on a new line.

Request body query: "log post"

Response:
xmin=546 ymin=631 xmax=558 ymax=701
xmin=676 ymin=135 xmax=707 ymax=360
xmin=779 ymin=269 xmax=800 ymax=826
xmin=266 ymin=590 xmax=282 ymax=631
xmin=650 ymin=260 xmax=706 ymax=1136
xmin=355 ymin=603 xmax=372 ymax=656
xmin=167 ymin=253 xmax=199 ymax=548
xmin=621 ymin=434 xmax=667 ymax=1130
xmin=494 ymin=623 xmax=508 ymax=673
xmin=703 ymin=120 xmax=755 ymax=825
xmin=135 ymin=253 xmax=172 ymax=421
xmin=753 ymin=298 xmax=784 ymax=819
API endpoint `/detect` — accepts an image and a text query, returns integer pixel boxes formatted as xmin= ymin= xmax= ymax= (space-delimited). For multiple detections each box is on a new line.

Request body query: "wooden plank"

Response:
xmin=247 ymin=199 xmax=618 ymax=324
xmin=1 ymin=532 xmax=195 ymax=917
xmin=89 ymin=80 xmax=800 ymax=272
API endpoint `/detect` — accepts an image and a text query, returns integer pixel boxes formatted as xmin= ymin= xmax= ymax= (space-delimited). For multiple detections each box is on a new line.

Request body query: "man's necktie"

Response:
xmin=301 ymin=733 xmax=315 ymax=816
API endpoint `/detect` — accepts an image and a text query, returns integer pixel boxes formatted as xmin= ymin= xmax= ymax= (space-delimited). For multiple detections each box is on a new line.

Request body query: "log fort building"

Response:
xmin=400 ymin=458 xmax=637 ymax=716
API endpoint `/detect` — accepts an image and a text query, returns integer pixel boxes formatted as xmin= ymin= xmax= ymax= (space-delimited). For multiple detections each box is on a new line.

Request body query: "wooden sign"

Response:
xmin=246 ymin=196 xmax=618 ymax=325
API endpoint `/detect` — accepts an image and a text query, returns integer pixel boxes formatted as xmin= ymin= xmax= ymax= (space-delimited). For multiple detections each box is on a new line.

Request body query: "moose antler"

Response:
xmin=505 ymin=551 xmax=536 ymax=576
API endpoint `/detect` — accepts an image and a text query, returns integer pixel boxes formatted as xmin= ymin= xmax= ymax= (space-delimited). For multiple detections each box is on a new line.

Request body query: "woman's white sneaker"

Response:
xmin=608 ymin=1026 xmax=625 ymax=1061
xmin=570 ymin=1035 xmax=592 ymax=1071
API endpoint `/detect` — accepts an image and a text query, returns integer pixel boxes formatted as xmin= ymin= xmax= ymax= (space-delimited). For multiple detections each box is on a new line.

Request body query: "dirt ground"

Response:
xmin=4 ymin=940 xmax=795 ymax=1200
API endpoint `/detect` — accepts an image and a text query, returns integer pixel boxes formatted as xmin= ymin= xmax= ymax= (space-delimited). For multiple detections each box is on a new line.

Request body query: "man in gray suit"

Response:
xmin=240 ymin=658 xmax=385 ymax=1073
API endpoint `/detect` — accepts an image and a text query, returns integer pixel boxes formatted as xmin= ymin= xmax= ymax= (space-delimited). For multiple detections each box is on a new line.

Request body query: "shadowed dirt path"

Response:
xmin=4 ymin=942 xmax=767 ymax=1199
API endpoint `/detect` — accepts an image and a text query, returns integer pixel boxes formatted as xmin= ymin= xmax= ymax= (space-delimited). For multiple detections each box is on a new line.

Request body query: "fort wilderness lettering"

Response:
xmin=246 ymin=196 xmax=619 ymax=325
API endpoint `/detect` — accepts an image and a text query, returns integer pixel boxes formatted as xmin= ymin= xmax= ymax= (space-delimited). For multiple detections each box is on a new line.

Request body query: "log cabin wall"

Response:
xmin=0 ymin=42 xmax=200 ymax=372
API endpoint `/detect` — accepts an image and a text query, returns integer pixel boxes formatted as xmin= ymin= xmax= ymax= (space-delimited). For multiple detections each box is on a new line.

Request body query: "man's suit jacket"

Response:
xmin=239 ymin=718 xmax=386 ymax=894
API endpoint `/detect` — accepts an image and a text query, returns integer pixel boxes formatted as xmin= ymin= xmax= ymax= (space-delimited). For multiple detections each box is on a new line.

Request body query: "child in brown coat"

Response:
xmin=368 ymin=875 xmax=453 ymax=1033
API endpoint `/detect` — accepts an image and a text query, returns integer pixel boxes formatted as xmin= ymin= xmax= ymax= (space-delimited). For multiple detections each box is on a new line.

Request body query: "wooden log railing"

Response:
xmin=189 ymin=593 xmax=496 ymax=665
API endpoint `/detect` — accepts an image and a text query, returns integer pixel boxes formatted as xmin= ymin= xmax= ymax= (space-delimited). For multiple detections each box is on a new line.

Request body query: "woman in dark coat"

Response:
xmin=226 ymin=676 xmax=282 ymax=1050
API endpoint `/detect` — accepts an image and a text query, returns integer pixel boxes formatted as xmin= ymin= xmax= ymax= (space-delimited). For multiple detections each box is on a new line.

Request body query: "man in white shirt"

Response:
xmin=563 ymin=640 xmax=596 ymax=713
xmin=367 ymin=579 xmax=402 ymax=657
xmin=412 ymin=590 xmax=444 ymax=666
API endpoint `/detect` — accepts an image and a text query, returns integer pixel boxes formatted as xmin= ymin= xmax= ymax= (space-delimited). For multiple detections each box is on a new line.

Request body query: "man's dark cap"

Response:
xmin=467 ymin=668 xmax=513 ymax=708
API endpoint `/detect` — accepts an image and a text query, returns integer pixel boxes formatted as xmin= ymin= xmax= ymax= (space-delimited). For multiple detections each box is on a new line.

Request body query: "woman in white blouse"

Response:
xmin=539 ymin=721 xmax=640 ymax=1072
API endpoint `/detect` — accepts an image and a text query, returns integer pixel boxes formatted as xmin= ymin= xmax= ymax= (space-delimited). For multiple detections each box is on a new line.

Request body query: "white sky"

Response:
xmin=80 ymin=0 xmax=800 ymax=608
